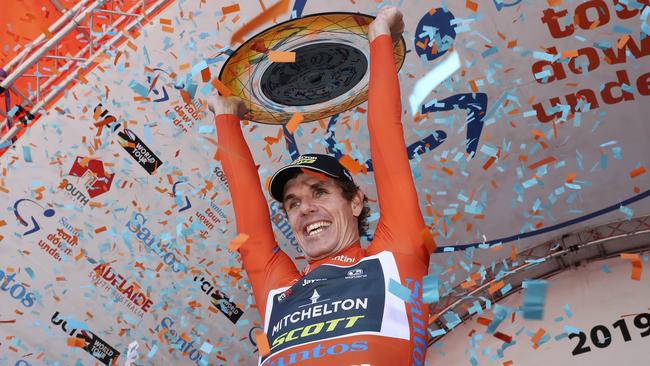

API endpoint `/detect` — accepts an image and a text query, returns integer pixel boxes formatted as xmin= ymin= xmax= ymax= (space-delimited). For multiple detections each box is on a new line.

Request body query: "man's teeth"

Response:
xmin=306 ymin=221 xmax=331 ymax=236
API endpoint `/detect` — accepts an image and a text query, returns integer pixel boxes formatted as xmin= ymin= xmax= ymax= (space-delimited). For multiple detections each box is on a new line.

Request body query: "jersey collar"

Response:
xmin=302 ymin=242 xmax=365 ymax=276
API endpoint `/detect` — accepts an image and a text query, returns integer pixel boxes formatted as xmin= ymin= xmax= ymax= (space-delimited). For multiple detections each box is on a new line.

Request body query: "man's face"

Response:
xmin=283 ymin=173 xmax=363 ymax=261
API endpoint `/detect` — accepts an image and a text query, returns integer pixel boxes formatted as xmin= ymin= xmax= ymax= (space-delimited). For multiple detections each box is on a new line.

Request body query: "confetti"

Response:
xmin=388 ymin=278 xmax=412 ymax=302
xmin=521 ymin=280 xmax=548 ymax=320
xmin=268 ymin=51 xmax=296 ymax=63
xmin=230 ymin=0 xmax=291 ymax=44
xmin=409 ymin=51 xmax=460 ymax=115
xmin=255 ymin=330 xmax=271 ymax=357
xmin=227 ymin=233 xmax=249 ymax=251
xmin=621 ymin=253 xmax=643 ymax=280
xmin=285 ymin=112 xmax=304 ymax=134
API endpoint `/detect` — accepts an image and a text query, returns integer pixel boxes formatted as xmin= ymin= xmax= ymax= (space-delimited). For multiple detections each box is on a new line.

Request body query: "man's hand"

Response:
xmin=208 ymin=95 xmax=248 ymax=119
xmin=368 ymin=6 xmax=405 ymax=43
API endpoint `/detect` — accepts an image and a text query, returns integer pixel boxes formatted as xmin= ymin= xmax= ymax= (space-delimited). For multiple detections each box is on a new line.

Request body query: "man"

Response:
xmin=211 ymin=7 xmax=432 ymax=366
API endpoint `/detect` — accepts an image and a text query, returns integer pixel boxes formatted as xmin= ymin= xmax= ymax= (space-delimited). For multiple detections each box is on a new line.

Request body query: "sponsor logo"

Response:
xmin=213 ymin=166 xmax=230 ymax=189
xmin=277 ymin=288 xmax=293 ymax=303
xmin=12 ymin=198 xmax=55 ymax=236
xmin=172 ymin=180 xmax=193 ymax=212
xmin=117 ymin=129 xmax=163 ymax=174
xmin=166 ymin=102 xmax=202 ymax=133
xmin=92 ymin=103 xmax=121 ymax=135
xmin=331 ymin=254 xmax=356 ymax=264
xmin=89 ymin=264 xmax=154 ymax=318
xmin=301 ymin=278 xmax=327 ymax=287
xmin=36 ymin=228 xmax=77 ymax=262
xmin=291 ymin=156 xmax=318 ymax=165
xmin=156 ymin=317 xmax=223 ymax=366
xmin=68 ymin=156 xmax=114 ymax=198
xmin=345 ymin=268 xmax=367 ymax=280
xmin=125 ymin=212 xmax=187 ymax=273
xmin=0 ymin=268 xmax=36 ymax=308
xmin=269 ymin=201 xmax=302 ymax=254
xmin=264 ymin=340 xmax=368 ymax=366
xmin=193 ymin=275 xmax=243 ymax=324
xmin=271 ymin=292 xmax=368 ymax=337
xmin=405 ymin=278 xmax=428 ymax=366
xmin=51 ymin=311 xmax=120 ymax=365
xmin=188 ymin=206 xmax=223 ymax=238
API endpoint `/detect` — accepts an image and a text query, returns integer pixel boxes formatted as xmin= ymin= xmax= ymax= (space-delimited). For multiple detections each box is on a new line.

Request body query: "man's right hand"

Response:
xmin=208 ymin=95 xmax=248 ymax=119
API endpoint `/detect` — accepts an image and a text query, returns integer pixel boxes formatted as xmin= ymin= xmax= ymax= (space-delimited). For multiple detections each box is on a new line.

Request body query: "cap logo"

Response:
xmin=292 ymin=156 xmax=317 ymax=165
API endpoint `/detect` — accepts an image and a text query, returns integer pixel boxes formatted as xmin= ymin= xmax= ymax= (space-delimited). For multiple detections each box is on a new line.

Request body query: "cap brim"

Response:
xmin=269 ymin=164 xmax=340 ymax=202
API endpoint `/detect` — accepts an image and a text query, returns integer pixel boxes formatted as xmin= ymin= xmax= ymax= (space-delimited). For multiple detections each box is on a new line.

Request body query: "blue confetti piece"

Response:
xmin=147 ymin=344 xmax=158 ymax=358
xmin=65 ymin=318 xmax=90 ymax=330
xmin=521 ymin=280 xmax=548 ymax=320
xmin=443 ymin=311 xmax=461 ymax=329
xmin=563 ymin=304 xmax=573 ymax=318
xmin=429 ymin=328 xmax=447 ymax=337
xmin=129 ymin=80 xmax=149 ymax=97
xmin=200 ymin=342 xmax=213 ymax=354
xmin=422 ymin=274 xmax=439 ymax=304
xmin=487 ymin=305 xmax=512 ymax=334
xmin=198 ymin=125 xmax=215 ymax=134
xmin=602 ymin=264 xmax=611 ymax=273
xmin=619 ymin=205 xmax=634 ymax=220
xmin=24 ymin=267 xmax=35 ymax=280
xmin=564 ymin=325 xmax=582 ymax=335
xmin=22 ymin=146 xmax=32 ymax=162
xmin=388 ymin=278 xmax=412 ymax=303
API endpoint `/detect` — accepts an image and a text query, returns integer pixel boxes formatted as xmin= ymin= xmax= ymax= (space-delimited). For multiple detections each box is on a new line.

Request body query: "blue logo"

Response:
xmin=12 ymin=199 xmax=55 ymax=236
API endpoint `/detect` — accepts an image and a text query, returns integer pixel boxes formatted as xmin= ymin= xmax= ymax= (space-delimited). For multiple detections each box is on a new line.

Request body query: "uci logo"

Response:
xmin=292 ymin=156 xmax=317 ymax=165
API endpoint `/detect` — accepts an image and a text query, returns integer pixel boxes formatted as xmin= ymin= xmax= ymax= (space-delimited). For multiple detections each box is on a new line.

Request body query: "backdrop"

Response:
xmin=1 ymin=0 xmax=649 ymax=365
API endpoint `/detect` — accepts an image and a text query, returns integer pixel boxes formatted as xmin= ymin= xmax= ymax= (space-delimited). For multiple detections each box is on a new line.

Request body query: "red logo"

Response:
xmin=68 ymin=157 xmax=114 ymax=198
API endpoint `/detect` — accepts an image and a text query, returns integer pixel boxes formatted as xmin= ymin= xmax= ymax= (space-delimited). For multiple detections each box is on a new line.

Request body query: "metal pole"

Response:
xmin=0 ymin=0 xmax=104 ymax=89
xmin=0 ymin=0 xmax=171 ymax=148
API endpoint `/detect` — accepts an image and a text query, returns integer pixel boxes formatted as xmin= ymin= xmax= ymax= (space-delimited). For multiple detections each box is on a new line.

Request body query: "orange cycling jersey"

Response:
xmin=216 ymin=35 xmax=431 ymax=366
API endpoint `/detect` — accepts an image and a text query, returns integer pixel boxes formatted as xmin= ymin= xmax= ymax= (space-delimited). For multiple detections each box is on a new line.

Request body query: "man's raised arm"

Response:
xmin=366 ymin=8 xmax=428 ymax=261
xmin=210 ymin=96 xmax=299 ymax=316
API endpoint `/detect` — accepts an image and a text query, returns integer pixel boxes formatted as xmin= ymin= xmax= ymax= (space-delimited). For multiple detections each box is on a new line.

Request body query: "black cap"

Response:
xmin=269 ymin=154 xmax=354 ymax=202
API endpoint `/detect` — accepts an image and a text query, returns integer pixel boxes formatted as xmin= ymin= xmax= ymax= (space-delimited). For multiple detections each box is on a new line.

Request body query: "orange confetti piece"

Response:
xmin=531 ymin=328 xmax=546 ymax=349
xmin=621 ymin=253 xmax=643 ymax=280
xmin=222 ymin=4 xmax=241 ymax=14
xmin=617 ymin=35 xmax=631 ymax=49
xmin=230 ymin=0 xmax=291 ymax=44
xmin=528 ymin=156 xmax=556 ymax=170
xmin=565 ymin=172 xmax=577 ymax=183
xmin=630 ymin=166 xmax=647 ymax=178
xmin=94 ymin=226 xmax=107 ymax=234
xmin=0 ymin=220 xmax=6 ymax=227
xmin=161 ymin=26 xmax=174 ymax=33
xmin=466 ymin=0 xmax=478 ymax=12
xmin=159 ymin=18 xmax=172 ymax=25
xmin=268 ymin=51 xmax=296 ymax=63
xmin=488 ymin=281 xmax=505 ymax=295
xmin=284 ymin=112 xmax=304 ymax=134
xmin=255 ymin=330 xmax=271 ymax=357
xmin=211 ymin=79 xmax=232 ymax=97
xmin=67 ymin=337 xmax=86 ymax=347
xmin=338 ymin=155 xmax=364 ymax=174
xmin=228 ymin=233 xmax=249 ymax=251
xmin=201 ymin=68 xmax=212 ymax=83
xmin=301 ymin=168 xmax=328 ymax=181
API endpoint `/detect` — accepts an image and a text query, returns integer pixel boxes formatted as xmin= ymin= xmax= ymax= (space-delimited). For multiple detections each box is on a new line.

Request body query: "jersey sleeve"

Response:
xmin=215 ymin=114 xmax=300 ymax=316
xmin=365 ymin=35 xmax=429 ymax=265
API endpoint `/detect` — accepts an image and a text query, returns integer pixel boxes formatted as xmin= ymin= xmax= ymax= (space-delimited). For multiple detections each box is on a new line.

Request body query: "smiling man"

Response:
xmin=211 ymin=7 xmax=433 ymax=366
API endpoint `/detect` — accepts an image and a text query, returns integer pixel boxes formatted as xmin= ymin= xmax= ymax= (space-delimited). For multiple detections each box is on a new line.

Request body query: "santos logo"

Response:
xmin=264 ymin=340 xmax=368 ymax=366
